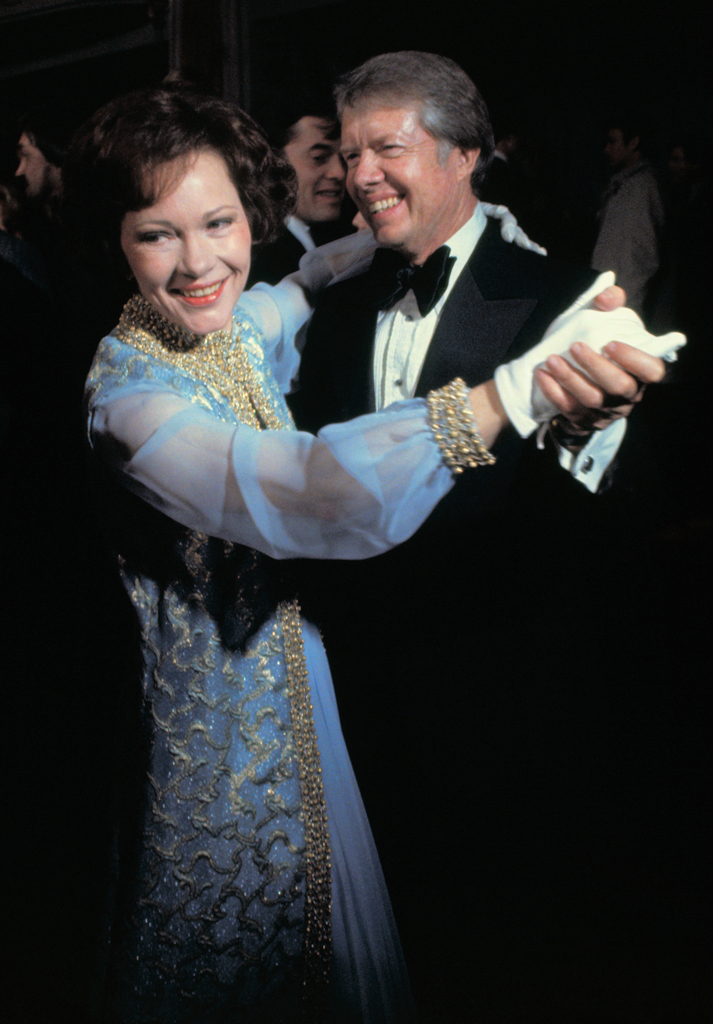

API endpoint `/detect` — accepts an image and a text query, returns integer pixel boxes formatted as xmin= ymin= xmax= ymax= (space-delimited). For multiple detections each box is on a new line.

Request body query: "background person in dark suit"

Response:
xmin=248 ymin=95 xmax=352 ymax=286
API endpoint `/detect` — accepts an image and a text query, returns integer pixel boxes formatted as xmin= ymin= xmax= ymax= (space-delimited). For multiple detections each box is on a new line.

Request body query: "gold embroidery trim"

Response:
xmin=281 ymin=602 xmax=332 ymax=1002
xmin=114 ymin=294 xmax=331 ymax=992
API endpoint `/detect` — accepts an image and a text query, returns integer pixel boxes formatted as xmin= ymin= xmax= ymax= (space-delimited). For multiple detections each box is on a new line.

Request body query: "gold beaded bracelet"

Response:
xmin=427 ymin=377 xmax=497 ymax=473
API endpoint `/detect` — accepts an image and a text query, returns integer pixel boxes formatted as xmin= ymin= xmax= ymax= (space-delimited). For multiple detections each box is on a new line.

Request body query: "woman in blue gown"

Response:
xmin=64 ymin=87 xmax=514 ymax=1024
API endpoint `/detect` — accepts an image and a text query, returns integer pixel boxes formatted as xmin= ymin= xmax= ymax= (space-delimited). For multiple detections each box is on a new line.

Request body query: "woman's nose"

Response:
xmin=178 ymin=233 xmax=214 ymax=278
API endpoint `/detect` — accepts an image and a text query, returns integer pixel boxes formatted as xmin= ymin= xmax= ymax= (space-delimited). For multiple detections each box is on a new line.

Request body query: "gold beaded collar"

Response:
xmin=113 ymin=293 xmax=288 ymax=432
xmin=118 ymin=293 xmax=229 ymax=352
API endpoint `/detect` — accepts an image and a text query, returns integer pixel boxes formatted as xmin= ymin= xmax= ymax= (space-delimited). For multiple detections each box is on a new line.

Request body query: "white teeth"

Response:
xmin=181 ymin=282 xmax=221 ymax=298
xmin=369 ymin=196 xmax=401 ymax=213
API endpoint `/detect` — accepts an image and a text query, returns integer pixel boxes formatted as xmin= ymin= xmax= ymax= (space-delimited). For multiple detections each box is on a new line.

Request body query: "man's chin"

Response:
xmin=309 ymin=202 xmax=343 ymax=223
xmin=370 ymin=223 xmax=407 ymax=251
xmin=24 ymin=185 xmax=46 ymax=202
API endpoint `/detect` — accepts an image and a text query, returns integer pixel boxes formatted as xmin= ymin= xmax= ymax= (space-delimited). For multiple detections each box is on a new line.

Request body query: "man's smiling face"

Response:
xmin=283 ymin=116 xmax=345 ymax=225
xmin=340 ymin=103 xmax=479 ymax=265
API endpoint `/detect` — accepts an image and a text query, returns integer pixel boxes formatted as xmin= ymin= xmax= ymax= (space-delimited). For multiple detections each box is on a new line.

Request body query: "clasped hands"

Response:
xmin=537 ymin=286 xmax=666 ymax=436
xmin=494 ymin=280 xmax=686 ymax=441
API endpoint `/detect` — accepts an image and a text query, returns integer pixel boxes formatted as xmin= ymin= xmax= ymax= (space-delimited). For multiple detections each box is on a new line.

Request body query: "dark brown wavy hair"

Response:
xmin=63 ymin=88 xmax=296 ymax=269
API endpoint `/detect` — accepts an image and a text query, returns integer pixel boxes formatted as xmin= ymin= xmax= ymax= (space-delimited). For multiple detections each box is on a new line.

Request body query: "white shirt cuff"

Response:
xmin=550 ymin=417 xmax=627 ymax=493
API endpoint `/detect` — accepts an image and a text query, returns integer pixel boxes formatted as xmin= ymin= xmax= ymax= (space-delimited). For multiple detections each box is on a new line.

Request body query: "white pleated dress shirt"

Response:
xmin=373 ymin=204 xmax=488 ymax=410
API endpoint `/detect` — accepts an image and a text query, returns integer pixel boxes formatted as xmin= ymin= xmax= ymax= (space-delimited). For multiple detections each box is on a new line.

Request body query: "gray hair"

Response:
xmin=334 ymin=51 xmax=494 ymax=191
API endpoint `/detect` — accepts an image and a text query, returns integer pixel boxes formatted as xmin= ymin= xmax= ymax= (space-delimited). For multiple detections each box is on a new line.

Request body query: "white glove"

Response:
xmin=494 ymin=272 xmax=686 ymax=438
xmin=479 ymin=202 xmax=547 ymax=255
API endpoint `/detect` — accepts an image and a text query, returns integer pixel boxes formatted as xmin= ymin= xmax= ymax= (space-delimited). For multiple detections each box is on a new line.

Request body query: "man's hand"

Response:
xmin=592 ymin=285 xmax=626 ymax=312
xmin=492 ymin=279 xmax=683 ymax=440
xmin=536 ymin=340 xmax=667 ymax=435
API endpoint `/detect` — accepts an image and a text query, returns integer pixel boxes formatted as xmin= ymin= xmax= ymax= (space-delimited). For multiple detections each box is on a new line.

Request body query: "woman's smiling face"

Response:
xmin=120 ymin=149 xmax=252 ymax=335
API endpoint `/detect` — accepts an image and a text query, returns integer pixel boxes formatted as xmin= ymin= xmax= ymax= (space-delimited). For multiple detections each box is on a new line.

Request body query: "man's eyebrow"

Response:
xmin=340 ymin=134 xmax=396 ymax=154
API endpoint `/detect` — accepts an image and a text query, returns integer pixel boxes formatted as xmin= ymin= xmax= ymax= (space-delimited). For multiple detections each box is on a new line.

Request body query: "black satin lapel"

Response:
xmin=416 ymin=225 xmax=538 ymax=395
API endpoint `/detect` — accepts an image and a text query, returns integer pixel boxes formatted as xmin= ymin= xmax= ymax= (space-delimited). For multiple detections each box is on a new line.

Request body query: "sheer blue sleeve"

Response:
xmin=89 ymin=386 xmax=453 ymax=561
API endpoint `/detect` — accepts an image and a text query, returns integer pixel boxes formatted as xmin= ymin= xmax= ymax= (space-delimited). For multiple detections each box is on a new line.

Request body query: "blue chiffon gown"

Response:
xmin=84 ymin=294 xmax=455 ymax=1023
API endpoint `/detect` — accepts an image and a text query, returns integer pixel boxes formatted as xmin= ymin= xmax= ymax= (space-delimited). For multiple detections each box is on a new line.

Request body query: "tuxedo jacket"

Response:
xmin=289 ymin=218 xmax=604 ymax=538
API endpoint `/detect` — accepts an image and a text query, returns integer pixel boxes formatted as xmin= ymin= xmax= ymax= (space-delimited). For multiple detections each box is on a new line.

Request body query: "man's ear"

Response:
xmin=457 ymin=147 xmax=480 ymax=182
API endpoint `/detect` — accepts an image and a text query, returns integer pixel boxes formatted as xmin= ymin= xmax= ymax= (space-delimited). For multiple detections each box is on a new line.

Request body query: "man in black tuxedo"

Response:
xmin=290 ymin=52 xmax=670 ymax=1020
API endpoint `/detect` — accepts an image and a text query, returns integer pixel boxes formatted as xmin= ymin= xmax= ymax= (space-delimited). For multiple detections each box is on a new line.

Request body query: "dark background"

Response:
xmin=2 ymin=0 xmax=711 ymax=193
xmin=2 ymin=2 xmax=711 ymax=1022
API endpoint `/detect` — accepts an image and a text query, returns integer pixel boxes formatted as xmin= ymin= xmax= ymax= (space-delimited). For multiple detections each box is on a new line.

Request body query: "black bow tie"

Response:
xmin=369 ymin=245 xmax=456 ymax=316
